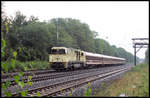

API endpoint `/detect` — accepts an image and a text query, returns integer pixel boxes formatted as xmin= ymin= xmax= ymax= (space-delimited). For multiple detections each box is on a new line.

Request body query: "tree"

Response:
xmin=2 ymin=11 xmax=136 ymax=63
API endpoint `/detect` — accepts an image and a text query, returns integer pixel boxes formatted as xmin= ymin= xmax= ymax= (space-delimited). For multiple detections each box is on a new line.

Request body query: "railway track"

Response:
xmin=2 ymin=66 xmax=124 ymax=86
xmin=1 ymin=65 xmax=131 ymax=97
xmin=1 ymin=69 xmax=55 ymax=79
xmin=27 ymin=67 xmax=129 ymax=97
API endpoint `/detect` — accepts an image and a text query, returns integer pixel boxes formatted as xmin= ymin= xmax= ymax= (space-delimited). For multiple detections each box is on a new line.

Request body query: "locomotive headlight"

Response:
xmin=56 ymin=56 xmax=59 ymax=58
xmin=64 ymin=58 xmax=67 ymax=62
xmin=62 ymin=56 xmax=65 ymax=61
xmin=56 ymin=56 xmax=59 ymax=61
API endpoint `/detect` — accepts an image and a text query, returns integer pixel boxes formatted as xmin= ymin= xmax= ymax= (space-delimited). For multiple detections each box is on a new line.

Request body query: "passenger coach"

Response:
xmin=85 ymin=52 xmax=126 ymax=67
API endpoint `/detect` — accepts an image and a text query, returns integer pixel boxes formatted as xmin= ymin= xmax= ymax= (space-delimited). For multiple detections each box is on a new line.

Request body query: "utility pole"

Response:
xmin=56 ymin=18 xmax=59 ymax=46
xmin=132 ymin=38 xmax=149 ymax=66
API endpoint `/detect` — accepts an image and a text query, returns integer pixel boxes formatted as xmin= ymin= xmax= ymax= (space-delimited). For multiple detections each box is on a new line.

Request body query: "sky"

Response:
xmin=2 ymin=1 xmax=149 ymax=59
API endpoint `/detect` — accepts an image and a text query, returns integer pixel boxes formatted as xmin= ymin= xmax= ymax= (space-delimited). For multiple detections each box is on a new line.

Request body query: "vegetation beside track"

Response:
xmin=2 ymin=60 xmax=50 ymax=72
xmin=95 ymin=63 xmax=149 ymax=97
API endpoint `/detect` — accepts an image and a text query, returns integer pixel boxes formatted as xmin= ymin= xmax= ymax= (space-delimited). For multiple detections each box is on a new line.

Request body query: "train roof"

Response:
xmin=51 ymin=47 xmax=126 ymax=61
xmin=84 ymin=51 xmax=126 ymax=61
xmin=52 ymin=47 xmax=68 ymax=50
xmin=52 ymin=47 xmax=83 ymax=52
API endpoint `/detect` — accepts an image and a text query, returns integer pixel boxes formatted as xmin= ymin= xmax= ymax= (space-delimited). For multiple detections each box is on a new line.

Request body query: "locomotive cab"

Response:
xmin=49 ymin=47 xmax=68 ymax=70
xmin=49 ymin=47 xmax=86 ymax=70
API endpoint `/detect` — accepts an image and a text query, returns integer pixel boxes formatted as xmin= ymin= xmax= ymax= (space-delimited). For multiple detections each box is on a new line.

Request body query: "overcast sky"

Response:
xmin=3 ymin=1 xmax=149 ymax=59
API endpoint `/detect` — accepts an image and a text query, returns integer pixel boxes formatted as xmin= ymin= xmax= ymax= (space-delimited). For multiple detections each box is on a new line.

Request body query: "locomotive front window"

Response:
xmin=51 ymin=49 xmax=57 ymax=54
xmin=51 ymin=49 xmax=66 ymax=54
xmin=59 ymin=49 xmax=66 ymax=54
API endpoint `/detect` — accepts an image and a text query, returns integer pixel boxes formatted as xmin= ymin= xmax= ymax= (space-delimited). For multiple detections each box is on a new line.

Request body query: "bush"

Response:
xmin=2 ymin=60 xmax=50 ymax=72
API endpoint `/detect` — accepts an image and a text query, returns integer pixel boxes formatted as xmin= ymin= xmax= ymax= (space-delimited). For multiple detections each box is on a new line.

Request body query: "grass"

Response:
xmin=2 ymin=60 xmax=50 ymax=72
xmin=95 ymin=63 xmax=149 ymax=97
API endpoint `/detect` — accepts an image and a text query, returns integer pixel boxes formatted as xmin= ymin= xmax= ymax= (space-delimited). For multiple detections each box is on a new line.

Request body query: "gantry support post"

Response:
xmin=134 ymin=45 xmax=136 ymax=66
xmin=132 ymin=38 xmax=149 ymax=66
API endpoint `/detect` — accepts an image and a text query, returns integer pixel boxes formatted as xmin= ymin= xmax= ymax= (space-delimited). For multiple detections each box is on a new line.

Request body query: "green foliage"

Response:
xmin=19 ymin=72 xmax=23 ymax=77
xmin=0 ymin=6 xmax=143 ymax=96
xmin=13 ymin=51 xmax=17 ymax=58
xmin=2 ymin=10 xmax=136 ymax=69
xmin=11 ymin=58 xmax=15 ymax=69
xmin=18 ymin=81 xmax=25 ymax=88
xmin=1 ymin=39 xmax=6 ymax=57
xmin=5 ymin=21 xmax=9 ymax=33
xmin=13 ymin=73 xmax=33 ymax=97
xmin=1 ymin=9 xmax=136 ymax=96
xmin=14 ymin=75 xmax=20 ymax=84
xmin=5 ymin=80 xmax=11 ymax=88
xmin=2 ymin=60 xmax=49 ymax=72
xmin=21 ymin=90 xmax=28 ymax=97
xmin=36 ymin=92 xmax=41 ymax=97
xmin=28 ymin=76 xmax=32 ymax=80
xmin=84 ymin=87 xmax=92 ymax=96
xmin=96 ymin=63 xmax=149 ymax=97
xmin=2 ymin=62 xmax=8 ymax=73
xmin=5 ymin=92 xmax=12 ymax=97
xmin=1 ymin=12 xmax=33 ymax=97
xmin=84 ymin=82 xmax=92 ymax=96
xmin=27 ymin=76 xmax=32 ymax=86
xmin=68 ymin=92 xmax=72 ymax=96
xmin=27 ymin=81 xmax=32 ymax=86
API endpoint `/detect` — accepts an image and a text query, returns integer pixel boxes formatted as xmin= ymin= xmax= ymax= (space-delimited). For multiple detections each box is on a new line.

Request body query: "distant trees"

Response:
xmin=2 ymin=11 xmax=137 ymax=63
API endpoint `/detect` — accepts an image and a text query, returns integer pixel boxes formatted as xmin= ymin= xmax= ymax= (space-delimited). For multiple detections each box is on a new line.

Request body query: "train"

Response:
xmin=49 ymin=47 xmax=126 ymax=71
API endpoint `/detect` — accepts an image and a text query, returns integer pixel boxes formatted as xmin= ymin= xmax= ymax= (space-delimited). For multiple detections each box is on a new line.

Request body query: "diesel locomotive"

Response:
xmin=49 ymin=47 xmax=126 ymax=70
